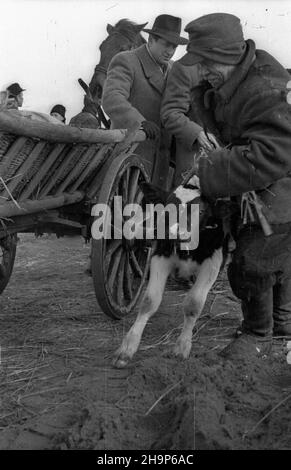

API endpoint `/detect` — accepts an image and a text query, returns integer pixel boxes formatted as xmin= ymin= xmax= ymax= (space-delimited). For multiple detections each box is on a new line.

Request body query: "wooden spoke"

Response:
xmin=123 ymin=252 xmax=133 ymax=301
xmin=121 ymin=167 xmax=130 ymax=202
xmin=128 ymin=168 xmax=140 ymax=204
xmin=105 ymin=239 xmax=122 ymax=271
xmin=0 ymin=263 xmax=7 ymax=279
xmin=116 ymin=252 xmax=126 ymax=305
xmin=0 ymin=234 xmax=17 ymax=295
xmin=107 ymin=245 xmax=123 ymax=291
xmin=110 ymin=194 xmax=123 ymax=238
xmin=128 ymin=248 xmax=143 ymax=278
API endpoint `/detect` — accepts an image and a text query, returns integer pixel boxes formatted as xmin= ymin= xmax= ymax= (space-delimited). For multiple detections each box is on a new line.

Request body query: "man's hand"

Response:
xmin=141 ymin=121 xmax=160 ymax=140
xmin=198 ymin=130 xmax=220 ymax=150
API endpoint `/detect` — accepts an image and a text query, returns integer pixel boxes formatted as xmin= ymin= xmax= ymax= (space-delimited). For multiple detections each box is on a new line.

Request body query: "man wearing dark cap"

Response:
xmin=162 ymin=13 xmax=291 ymax=359
xmin=102 ymin=14 xmax=188 ymax=186
xmin=6 ymin=82 xmax=25 ymax=109
xmin=50 ymin=104 xmax=66 ymax=123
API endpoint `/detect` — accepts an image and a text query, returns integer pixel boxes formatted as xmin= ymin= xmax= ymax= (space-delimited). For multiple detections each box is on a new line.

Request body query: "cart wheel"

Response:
xmin=92 ymin=154 xmax=152 ymax=319
xmin=0 ymin=234 xmax=17 ymax=294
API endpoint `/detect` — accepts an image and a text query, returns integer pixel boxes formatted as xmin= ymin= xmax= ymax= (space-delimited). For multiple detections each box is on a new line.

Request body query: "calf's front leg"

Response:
xmin=174 ymin=248 xmax=223 ymax=359
xmin=113 ymin=255 xmax=173 ymax=368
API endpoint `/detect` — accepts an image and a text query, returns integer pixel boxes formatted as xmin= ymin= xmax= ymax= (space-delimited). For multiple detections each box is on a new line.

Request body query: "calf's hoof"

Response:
xmin=112 ymin=350 xmax=131 ymax=368
xmin=173 ymin=337 xmax=192 ymax=359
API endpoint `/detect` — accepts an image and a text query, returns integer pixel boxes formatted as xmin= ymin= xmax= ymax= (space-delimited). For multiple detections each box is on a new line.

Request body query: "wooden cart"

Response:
xmin=0 ymin=110 xmax=166 ymax=319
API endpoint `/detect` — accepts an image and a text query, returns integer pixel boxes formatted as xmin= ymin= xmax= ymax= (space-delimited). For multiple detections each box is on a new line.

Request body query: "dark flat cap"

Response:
xmin=7 ymin=82 xmax=25 ymax=97
xmin=50 ymin=104 xmax=66 ymax=118
xmin=179 ymin=13 xmax=246 ymax=66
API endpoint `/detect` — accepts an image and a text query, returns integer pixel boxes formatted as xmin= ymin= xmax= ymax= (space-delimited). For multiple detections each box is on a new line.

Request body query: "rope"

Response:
xmin=0 ymin=176 xmax=22 ymax=210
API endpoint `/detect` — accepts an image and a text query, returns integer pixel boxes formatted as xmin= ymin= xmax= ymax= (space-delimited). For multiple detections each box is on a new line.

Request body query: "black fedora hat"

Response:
xmin=6 ymin=82 xmax=25 ymax=97
xmin=143 ymin=15 xmax=188 ymax=46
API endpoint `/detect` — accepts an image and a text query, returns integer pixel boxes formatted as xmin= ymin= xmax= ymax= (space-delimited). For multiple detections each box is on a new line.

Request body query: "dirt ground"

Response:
xmin=0 ymin=233 xmax=291 ymax=450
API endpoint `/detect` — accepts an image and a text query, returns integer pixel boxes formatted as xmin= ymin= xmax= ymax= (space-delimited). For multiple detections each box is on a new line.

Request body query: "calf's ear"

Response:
xmin=140 ymin=182 xmax=169 ymax=204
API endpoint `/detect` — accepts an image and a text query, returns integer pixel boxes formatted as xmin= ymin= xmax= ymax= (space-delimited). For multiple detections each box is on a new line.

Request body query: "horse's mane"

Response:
xmin=113 ymin=18 xmax=146 ymax=43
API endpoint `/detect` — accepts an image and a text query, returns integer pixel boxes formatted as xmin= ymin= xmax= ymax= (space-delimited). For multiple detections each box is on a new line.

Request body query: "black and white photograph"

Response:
xmin=0 ymin=0 xmax=291 ymax=453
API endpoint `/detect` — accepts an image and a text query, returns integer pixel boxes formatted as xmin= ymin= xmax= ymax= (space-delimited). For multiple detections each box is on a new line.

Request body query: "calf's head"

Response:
xmin=139 ymin=177 xmax=211 ymax=250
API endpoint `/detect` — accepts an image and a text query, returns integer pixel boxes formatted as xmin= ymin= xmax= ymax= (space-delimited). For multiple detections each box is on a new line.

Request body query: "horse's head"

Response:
xmin=89 ymin=19 xmax=147 ymax=102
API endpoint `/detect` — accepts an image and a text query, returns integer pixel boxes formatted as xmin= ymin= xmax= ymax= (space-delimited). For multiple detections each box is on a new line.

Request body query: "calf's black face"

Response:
xmin=140 ymin=181 xmax=220 ymax=250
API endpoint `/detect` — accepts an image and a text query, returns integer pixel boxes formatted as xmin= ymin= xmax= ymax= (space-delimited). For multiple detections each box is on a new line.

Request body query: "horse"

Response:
xmin=89 ymin=19 xmax=147 ymax=103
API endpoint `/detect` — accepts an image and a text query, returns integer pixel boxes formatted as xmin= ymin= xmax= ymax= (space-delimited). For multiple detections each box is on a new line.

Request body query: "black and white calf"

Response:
xmin=113 ymin=177 xmax=230 ymax=368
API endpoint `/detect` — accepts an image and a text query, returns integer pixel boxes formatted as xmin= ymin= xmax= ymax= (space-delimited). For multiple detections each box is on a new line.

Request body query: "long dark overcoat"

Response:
xmin=102 ymin=44 xmax=173 ymax=187
xmin=102 ymin=44 xmax=170 ymax=129
xmin=197 ymin=40 xmax=291 ymax=224
xmin=164 ymin=40 xmax=291 ymax=223
xmin=161 ymin=62 xmax=204 ymax=181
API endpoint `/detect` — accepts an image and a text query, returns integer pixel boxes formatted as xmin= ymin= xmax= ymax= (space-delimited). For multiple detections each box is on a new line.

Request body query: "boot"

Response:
xmin=221 ymin=289 xmax=273 ymax=360
xmin=219 ymin=332 xmax=272 ymax=360
xmin=238 ymin=321 xmax=291 ymax=338
xmin=273 ymin=279 xmax=291 ymax=338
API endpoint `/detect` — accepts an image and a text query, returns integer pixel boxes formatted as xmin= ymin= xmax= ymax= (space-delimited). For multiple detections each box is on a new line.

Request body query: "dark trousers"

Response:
xmin=228 ymin=225 xmax=291 ymax=337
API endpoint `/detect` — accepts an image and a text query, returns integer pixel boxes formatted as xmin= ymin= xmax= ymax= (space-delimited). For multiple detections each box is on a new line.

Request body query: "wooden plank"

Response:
xmin=55 ymin=145 xmax=100 ymax=195
xmin=0 ymin=111 xmax=146 ymax=144
xmin=85 ymin=172 xmax=103 ymax=201
xmin=0 ymin=136 xmax=28 ymax=179
xmin=18 ymin=143 xmax=66 ymax=201
xmin=85 ymin=143 xmax=138 ymax=201
xmin=38 ymin=145 xmax=86 ymax=197
xmin=38 ymin=215 xmax=84 ymax=229
xmin=64 ymin=144 xmax=111 ymax=193
xmin=4 ymin=141 xmax=47 ymax=196
xmin=0 ymin=191 xmax=84 ymax=218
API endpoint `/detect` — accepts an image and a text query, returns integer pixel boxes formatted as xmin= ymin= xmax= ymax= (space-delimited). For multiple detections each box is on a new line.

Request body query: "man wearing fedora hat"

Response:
xmin=163 ymin=12 xmax=291 ymax=359
xmin=102 ymin=14 xmax=188 ymax=186
xmin=5 ymin=82 xmax=25 ymax=110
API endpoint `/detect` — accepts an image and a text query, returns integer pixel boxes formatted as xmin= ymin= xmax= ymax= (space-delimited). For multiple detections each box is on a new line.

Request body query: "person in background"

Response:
xmin=50 ymin=104 xmax=66 ymax=123
xmin=6 ymin=82 xmax=25 ymax=110
xmin=69 ymin=95 xmax=100 ymax=129
xmin=0 ymin=91 xmax=9 ymax=110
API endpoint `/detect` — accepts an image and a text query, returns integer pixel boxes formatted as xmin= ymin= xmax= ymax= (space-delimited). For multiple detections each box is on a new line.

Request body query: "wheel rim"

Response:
xmin=92 ymin=155 xmax=151 ymax=319
xmin=0 ymin=233 xmax=17 ymax=294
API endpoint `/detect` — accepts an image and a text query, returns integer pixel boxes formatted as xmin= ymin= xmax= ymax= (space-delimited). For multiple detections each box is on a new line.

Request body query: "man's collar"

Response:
xmin=212 ymin=39 xmax=256 ymax=103
xmin=135 ymin=44 xmax=169 ymax=94
xmin=145 ymin=44 xmax=168 ymax=75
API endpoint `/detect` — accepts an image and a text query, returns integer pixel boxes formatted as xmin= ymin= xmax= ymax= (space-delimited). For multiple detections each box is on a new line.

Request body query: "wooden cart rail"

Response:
xmin=0 ymin=111 xmax=145 ymax=219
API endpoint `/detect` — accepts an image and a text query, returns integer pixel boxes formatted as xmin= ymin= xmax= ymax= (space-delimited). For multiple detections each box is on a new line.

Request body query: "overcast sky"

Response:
xmin=1 ymin=0 xmax=291 ymax=120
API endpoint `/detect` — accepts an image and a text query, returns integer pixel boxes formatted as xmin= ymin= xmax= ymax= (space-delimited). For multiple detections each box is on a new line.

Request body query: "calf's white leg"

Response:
xmin=174 ymin=248 xmax=223 ymax=359
xmin=113 ymin=255 xmax=173 ymax=368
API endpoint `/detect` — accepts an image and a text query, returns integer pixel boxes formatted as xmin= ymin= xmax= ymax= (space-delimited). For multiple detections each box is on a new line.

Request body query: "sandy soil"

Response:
xmin=0 ymin=234 xmax=290 ymax=450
